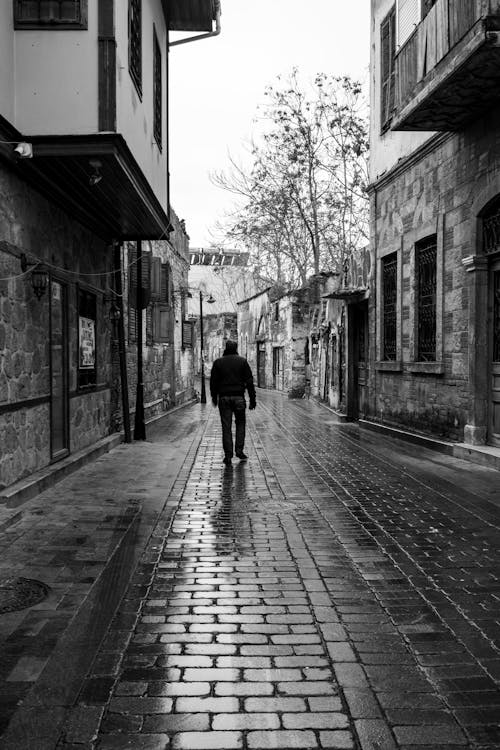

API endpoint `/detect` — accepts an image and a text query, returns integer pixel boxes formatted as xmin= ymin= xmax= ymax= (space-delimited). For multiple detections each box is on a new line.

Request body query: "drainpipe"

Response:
xmin=168 ymin=0 xmax=221 ymax=47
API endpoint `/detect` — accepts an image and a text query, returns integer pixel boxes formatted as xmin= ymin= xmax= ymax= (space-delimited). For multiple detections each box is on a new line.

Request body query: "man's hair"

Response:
xmin=224 ymin=340 xmax=238 ymax=354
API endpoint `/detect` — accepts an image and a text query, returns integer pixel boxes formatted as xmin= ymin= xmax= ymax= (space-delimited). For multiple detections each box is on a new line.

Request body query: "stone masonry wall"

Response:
xmin=370 ymin=105 xmax=500 ymax=440
xmin=0 ymin=161 xmax=111 ymax=488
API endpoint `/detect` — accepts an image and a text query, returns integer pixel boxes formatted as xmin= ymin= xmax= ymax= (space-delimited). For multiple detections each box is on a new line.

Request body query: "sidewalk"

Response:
xmin=0 ymin=405 xmax=209 ymax=748
xmin=1 ymin=392 xmax=500 ymax=749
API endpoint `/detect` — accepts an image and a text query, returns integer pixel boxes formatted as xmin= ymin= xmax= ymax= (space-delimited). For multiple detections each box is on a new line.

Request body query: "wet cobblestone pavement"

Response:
xmin=1 ymin=391 xmax=500 ymax=749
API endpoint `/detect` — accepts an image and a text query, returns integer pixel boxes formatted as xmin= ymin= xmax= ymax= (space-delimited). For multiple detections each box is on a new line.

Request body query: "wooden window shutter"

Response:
xmin=128 ymin=244 xmax=137 ymax=342
xmin=161 ymin=263 xmax=170 ymax=304
xmin=128 ymin=306 xmax=137 ymax=342
xmin=151 ymin=256 xmax=162 ymax=300
xmin=128 ymin=244 xmax=137 ymax=306
xmin=141 ymin=249 xmax=152 ymax=307
xmin=146 ymin=305 xmax=153 ymax=345
xmin=154 ymin=305 xmax=171 ymax=343
xmin=380 ymin=7 xmax=396 ymax=132
xmin=182 ymin=320 xmax=193 ymax=348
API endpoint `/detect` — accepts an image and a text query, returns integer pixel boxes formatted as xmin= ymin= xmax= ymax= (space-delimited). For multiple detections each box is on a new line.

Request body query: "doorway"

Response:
xmin=354 ymin=301 xmax=368 ymax=418
xmin=257 ymin=342 xmax=266 ymax=388
xmin=50 ymin=279 xmax=69 ymax=459
xmin=273 ymin=346 xmax=284 ymax=391
xmin=489 ymin=258 xmax=500 ymax=446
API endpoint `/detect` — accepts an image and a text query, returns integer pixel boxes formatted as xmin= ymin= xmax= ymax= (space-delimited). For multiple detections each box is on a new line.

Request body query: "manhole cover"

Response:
xmin=0 ymin=577 xmax=50 ymax=614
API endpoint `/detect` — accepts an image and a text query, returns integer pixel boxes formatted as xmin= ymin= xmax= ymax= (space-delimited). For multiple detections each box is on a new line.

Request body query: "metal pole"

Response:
xmin=200 ymin=290 xmax=206 ymax=403
xmin=113 ymin=241 xmax=131 ymax=443
xmin=134 ymin=240 xmax=146 ymax=439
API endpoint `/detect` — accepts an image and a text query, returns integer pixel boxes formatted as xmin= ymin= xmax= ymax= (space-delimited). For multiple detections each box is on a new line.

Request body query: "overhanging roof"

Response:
xmin=166 ymin=0 xmax=216 ymax=31
xmin=323 ymin=287 xmax=368 ymax=302
xmin=11 ymin=133 xmax=171 ymax=241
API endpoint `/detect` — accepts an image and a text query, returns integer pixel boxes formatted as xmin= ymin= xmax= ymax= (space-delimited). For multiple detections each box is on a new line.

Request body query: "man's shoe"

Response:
xmin=236 ymin=452 xmax=248 ymax=460
xmin=223 ymin=456 xmax=232 ymax=466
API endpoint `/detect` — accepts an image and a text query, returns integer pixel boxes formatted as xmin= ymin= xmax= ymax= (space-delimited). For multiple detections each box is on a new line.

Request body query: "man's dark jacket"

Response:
xmin=210 ymin=353 xmax=256 ymax=404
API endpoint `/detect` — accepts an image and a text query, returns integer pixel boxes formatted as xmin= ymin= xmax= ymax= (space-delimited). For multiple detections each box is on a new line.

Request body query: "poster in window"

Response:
xmin=79 ymin=316 xmax=96 ymax=369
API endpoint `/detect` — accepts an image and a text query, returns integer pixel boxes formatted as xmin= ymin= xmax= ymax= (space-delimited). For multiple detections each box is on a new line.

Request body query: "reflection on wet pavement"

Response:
xmin=77 ymin=395 xmax=499 ymax=749
xmin=1 ymin=390 xmax=499 ymax=748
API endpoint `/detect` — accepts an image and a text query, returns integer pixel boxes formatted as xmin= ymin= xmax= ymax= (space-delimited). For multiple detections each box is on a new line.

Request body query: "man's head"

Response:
xmin=224 ymin=340 xmax=238 ymax=355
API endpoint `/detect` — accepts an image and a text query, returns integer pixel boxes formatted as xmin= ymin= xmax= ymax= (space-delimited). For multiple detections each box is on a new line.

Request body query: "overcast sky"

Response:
xmin=168 ymin=2 xmax=370 ymax=249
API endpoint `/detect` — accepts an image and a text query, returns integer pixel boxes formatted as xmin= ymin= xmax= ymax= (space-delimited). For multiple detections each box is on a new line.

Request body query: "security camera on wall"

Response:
xmin=13 ymin=142 xmax=33 ymax=159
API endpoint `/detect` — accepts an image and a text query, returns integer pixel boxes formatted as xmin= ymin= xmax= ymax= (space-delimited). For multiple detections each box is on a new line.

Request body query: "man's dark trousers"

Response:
xmin=218 ymin=395 xmax=246 ymax=459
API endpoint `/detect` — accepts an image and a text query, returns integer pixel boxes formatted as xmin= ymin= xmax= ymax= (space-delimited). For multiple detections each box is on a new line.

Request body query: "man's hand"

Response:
xmin=249 ymin=400 xmax=256 ymax=410
xmin=212 ymin=397 xmax=218 ymax=407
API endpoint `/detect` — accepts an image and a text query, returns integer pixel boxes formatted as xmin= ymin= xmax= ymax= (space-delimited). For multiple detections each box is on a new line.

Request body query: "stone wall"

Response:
xmin=0 ymin=161 xmax=111 ymax=488
xmin=369 ymin=106 xmax=500 ymax=441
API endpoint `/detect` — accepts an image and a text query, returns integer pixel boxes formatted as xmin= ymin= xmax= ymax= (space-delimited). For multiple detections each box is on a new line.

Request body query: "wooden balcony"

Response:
xmin=392 ymin=0 xmax=500 ymax=131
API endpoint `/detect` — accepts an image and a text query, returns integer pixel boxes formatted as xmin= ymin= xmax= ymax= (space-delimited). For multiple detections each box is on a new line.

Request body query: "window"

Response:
xmin=483 ymin=198 xmax=500 ymax=256
xmin=153 ymin=26 xmax=162 ymax=150
xmin=422 ymin=0 xmax=438 ymax=18
xmin=382 ymin=253 xmax=397 ymax=360
xmin=380 ymin=6 xmax=396 ymax=132
xmin=129 ymin=0 xmax=142 ymax=97
xmin=416 ymin=236 xmax=437 ymax=361
xmin=78 ymin=288 xmax=97 ymax=387
xmin=14 ymin=0 xmax=87 ymax=29
xmin=274 ymin=302 xmax=279 ymax=321
xmin=153 ymin=262 xmax=172 ymax=343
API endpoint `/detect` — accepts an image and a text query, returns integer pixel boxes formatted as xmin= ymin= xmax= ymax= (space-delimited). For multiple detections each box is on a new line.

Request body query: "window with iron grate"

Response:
xmin=14 ymin=0 xmax=87 ymax=28
xmin=416 ymin=235 xmax=437 ymax=361
xmin=382 ymin=253 xmax=397 ymax=360
xmin=483 ymin=197 xmax=500 ymax=256
xmin=129 ymin=0 xmax=142 ymax=97
xmin=153 ymin=26 xmax=162 ymax=150
xmin=380 ymin=6 xmax=396 ymax=133
xmin=494 ymin=271 xmax=500 ymax=363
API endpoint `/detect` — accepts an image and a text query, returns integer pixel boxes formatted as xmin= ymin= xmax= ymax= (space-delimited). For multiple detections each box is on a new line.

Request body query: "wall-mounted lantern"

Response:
xmin=20 ymin=253 xmax=49 ymax=300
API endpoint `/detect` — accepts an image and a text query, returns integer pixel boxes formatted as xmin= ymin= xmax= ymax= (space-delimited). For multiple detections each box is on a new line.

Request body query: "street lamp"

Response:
xmin=199 ymin=290 xmax=215 ymax=404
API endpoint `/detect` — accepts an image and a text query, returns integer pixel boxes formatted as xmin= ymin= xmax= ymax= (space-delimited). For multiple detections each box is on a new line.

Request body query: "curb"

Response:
xmin=0 ymin=399 xmax=199 ymax=511
xmin=359 ymin=418 xmax=500 ymax=472
xmin=0 ymin=433 xmax=123 ymax=510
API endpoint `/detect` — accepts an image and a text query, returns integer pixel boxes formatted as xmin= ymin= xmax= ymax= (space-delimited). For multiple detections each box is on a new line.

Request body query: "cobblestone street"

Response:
xmin=1 ymin=391 xmax=500 ymax=749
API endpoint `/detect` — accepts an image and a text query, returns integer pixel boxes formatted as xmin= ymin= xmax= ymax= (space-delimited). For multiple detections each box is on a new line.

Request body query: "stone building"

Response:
xmin=188 ymin=248 xmax=257 ymax=379
xmin=238 ymin=286 xmax=311 ymax=398
xmin=317 ymin=250 xmax=372 ymax=419
xmin=369 ymin=0 xmax=500 ymax=446
xmin=0 ymin=0 xmax=219 ymax=489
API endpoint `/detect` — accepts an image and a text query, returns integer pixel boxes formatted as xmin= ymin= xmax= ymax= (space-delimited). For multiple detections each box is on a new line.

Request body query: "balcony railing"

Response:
xmin=392 ymin=0 xmax=500 ymax=130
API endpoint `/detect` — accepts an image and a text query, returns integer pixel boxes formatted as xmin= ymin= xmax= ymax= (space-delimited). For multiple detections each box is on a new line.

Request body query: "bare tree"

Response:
xmin=212 ymin=70 xmax=369 ymax=288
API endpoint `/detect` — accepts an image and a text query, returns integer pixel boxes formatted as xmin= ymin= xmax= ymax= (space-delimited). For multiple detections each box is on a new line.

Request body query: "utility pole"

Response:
xmin=200 ymin=290 xmax=207 ymax=404
xmin=134 ymin=240 xmax=146 ymax=439
xmin=113 ymin=241 xmax=131 ymax=442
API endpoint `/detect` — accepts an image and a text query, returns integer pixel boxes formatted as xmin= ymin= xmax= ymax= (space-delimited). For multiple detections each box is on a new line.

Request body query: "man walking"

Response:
xmin=209 ymin=340 xmax=256 ymax=466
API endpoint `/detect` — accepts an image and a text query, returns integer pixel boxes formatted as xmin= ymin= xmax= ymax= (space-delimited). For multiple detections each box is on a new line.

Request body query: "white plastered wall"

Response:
xmin=115 ymin=0 xmax=167 ymax=210
xmin=13 ymin=5 xmax=99 ymax=135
